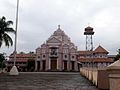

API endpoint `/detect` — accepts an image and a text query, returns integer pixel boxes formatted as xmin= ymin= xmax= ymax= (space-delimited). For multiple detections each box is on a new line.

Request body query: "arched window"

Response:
xmin=72 ymin=56 xmax=74 ymax=59
xmin=43 ymin=55 xmax=45 ymax=58
xmin=64 ymin=55 xmax=67 ymax=58
xmin=38 ymin=56 xmax=40 ymax=58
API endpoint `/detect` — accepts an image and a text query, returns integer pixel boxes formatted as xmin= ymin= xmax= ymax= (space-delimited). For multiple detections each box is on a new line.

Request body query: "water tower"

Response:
xmin=84 ymin=26 xmax=94 ymax=51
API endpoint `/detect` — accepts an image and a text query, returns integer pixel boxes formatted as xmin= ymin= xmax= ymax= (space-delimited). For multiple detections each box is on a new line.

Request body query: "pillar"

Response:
xmin=35 ymin=60 xmax=37 ymax=71
xmin=109 ymin=74 xmax=120 ymax=90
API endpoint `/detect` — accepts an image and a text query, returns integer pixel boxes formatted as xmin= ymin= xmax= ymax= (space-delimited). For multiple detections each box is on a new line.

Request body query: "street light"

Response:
xmin=9 ymin=0 xmax=19 ymax=75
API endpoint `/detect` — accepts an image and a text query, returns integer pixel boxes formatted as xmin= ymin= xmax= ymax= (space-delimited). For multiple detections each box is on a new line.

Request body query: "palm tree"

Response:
xmin=0 ymin=16 xmax=15 ymax=47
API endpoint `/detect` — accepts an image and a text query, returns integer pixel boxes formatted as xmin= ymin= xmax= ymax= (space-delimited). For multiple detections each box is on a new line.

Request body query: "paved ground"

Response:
xmin=0 ymin=72 xmax=98 ymax=90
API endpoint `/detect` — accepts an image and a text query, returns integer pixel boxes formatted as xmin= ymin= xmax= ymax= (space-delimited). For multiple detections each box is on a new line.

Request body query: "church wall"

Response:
xmin=35 ymin=26 xmax=78 ymax=71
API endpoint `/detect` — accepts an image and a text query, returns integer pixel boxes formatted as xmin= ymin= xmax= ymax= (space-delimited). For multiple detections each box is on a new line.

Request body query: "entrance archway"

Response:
xmin=64 ymin=61 xmax=67 ymax=71
xmin=42 ymin=60 xmax=46 ymax=71
xmin=51 ymin=57 xmax=57 ymax=70
xmin=71 ymin=61 xmax=75 ymax=70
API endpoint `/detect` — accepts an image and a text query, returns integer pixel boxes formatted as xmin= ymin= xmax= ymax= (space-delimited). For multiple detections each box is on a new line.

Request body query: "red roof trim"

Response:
xmin=78 ymin=58 xmax=113 ymax=63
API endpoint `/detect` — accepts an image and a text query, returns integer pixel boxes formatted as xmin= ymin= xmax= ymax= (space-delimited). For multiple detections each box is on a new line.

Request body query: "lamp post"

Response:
xmin=9 ymin=0 xmax=19 ymax=75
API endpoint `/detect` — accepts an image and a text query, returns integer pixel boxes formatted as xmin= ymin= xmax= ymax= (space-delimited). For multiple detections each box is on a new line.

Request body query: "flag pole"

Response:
xmin=9 ymin=0 xmax=19 ymax=75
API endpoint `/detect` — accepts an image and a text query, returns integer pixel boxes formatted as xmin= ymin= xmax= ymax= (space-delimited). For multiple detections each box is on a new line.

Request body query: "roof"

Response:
xmin=85 ymin=26 xmax=93 ymax=30
xmin=94 ymin=45 xmax=108 ymax=54
xmin=9 ymin=53 xmax=36 ymax=58
xmin=78 ymin=51 xmax=93 ymax=55
xmin=78 ymin=45 xmax=109 ymax=56
xmin=78 ymin=58 xmax=113 ymax=63
xmin=47 ymin=36 xmax=62 ymax=43
xmin=108 ymin=55 xmax=116 ymax=58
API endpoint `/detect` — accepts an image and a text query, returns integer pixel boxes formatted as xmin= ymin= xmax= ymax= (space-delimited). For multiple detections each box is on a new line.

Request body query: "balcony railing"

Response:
xmin=49 ymin=52 xmax=58 ymax=57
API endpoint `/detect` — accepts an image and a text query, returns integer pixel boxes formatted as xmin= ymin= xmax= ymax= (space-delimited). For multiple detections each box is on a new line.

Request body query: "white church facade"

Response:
xmin=35 ymin=25 xmax=78 ymax=71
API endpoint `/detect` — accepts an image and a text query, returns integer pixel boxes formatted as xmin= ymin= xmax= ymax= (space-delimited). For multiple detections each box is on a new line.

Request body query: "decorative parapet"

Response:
xmin=107 ymin=59 xmax=120 ymax=90
xmin=107 ymin=59 xmax=120 ymax=70
xmin=109 ymin=74 xmax=120 ymax=90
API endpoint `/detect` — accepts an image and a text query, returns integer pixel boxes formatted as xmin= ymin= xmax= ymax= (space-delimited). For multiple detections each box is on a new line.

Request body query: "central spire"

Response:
xmin=53 ymin=25 xmax=65 ymax=36
xmin=58 ymin=25 xmax=60 ymax=29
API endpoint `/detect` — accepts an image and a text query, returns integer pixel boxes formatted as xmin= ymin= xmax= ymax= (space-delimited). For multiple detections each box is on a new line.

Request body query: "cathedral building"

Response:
xmin=7 ymin=26 xmax=114 ymax=72
xmin=35 ymin=25 xmax=78 ymax=71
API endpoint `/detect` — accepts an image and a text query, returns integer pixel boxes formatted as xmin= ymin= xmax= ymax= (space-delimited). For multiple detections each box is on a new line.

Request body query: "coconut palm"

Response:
xmin=0 ymin=16 xmax=15 ymax=47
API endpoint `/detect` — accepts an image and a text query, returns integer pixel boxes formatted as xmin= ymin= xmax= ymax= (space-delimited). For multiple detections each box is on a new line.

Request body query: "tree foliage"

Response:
xmin=27 ymin=59 xmax=35 ymax=71
xmin=0 ymin=53 xmax=6 ymax=68
xmin=114 ymin=49 xmax=120 ymax=61
xmin=0 ymin=16 xmax=15 ymax=47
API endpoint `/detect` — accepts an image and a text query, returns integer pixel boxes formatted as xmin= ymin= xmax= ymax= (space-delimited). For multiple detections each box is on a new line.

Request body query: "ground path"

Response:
xmin=0 ymin=72 xmax=98 ymax=90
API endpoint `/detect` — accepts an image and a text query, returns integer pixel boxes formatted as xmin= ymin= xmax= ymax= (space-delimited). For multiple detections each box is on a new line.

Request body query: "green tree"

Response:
xmin=0 ymin=53 xmax=6 ymax=69
xmin=114 ymin=49 xmax=120 ymax=61
xmin=27 ymin=59 xmax=35 ymax=72
xmin=117 ymin=49 xmax=120 ymax=54
xmin=0 ymin=16 xmax=15 ymax=47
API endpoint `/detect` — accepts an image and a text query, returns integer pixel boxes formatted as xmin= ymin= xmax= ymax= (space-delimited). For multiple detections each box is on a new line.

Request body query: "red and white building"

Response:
xmin=7 ymin=26 xmax=114 ymax=71
xmin=35 ymin=25 xmax=78 ymax=71
xmin=7 ymin=52 xmax=36 ymax=72
xmin=77 ymin=45 xmax=113 ymax=68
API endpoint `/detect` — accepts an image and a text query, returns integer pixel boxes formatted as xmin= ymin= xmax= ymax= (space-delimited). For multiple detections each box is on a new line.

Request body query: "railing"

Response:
xmin=80 ymin=68 xmax=98 ymax=86
xmin=80 ymin=67 xmax=109 ymax=90
xmin=49 ymin=54 xmax=58 ymax=57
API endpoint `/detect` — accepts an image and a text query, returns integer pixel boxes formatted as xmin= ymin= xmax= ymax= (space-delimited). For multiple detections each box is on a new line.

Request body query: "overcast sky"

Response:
xmin=0 ymin=0 xmax=120 ymax=55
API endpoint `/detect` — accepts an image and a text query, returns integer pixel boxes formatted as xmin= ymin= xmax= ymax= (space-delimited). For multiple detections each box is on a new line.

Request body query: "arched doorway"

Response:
xmin=63 ymin=61 xmax=67 ymax=71
xmin=51 ymin=57 xmax=57 ymax=70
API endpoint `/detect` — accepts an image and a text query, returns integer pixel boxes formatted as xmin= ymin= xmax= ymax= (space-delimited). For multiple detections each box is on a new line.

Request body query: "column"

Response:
xmin=35 ymin=60 xmax=37 ymax=71
xmin=67 ymin=60 xmax=70 ymax=71
xmin=40 ymin=60 xmax=43 ymax=71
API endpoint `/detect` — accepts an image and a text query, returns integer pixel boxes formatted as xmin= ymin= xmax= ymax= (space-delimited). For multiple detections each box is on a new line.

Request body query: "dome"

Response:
xmin=53 ymin=25 xmax=65 ymax=36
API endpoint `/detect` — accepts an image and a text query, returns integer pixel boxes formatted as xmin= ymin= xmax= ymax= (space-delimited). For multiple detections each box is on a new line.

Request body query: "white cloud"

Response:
xmin=0 ymin=0 xmax=120 ymax=55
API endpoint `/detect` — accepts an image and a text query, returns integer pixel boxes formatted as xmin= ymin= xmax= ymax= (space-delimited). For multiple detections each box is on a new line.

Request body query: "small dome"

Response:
xmin=53 ymin=25 xmax=65 ymax=35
